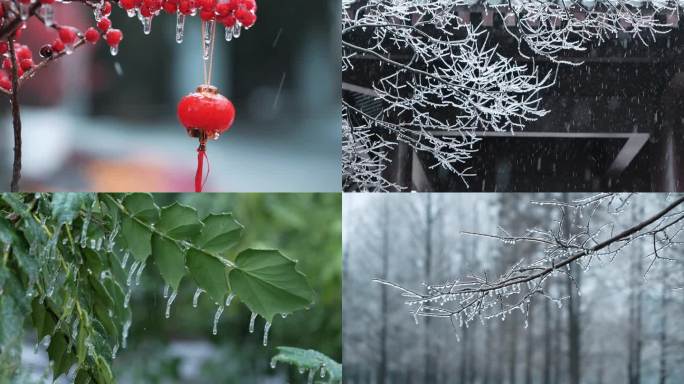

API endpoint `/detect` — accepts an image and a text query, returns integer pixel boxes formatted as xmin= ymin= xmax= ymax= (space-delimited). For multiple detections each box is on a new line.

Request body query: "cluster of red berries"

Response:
xmin=120 ymin=0 xmax=257 ymax=27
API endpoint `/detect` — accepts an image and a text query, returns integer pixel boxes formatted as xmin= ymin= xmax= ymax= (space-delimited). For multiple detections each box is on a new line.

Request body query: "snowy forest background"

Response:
xmin=343 ymin=194 xmax=684 ymax=384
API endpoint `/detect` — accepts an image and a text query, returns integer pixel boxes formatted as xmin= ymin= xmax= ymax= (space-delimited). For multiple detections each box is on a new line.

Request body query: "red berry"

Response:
xmin=178 ymin=0 xmax=194 ymax=15
xmin=120 ymin=0 xmax=136 ymax=10
xmin=51 ymin=39 xmax=65 ymax=53
xmin=220 ymin=14 xmax=236 ymax=27
xmin=235 ymin=8 xmax=255 ymax=28
xmin=0 ymin=42 xmax=8 ymax=55
xmin=16 ymin=45 xmax=32 ymax=60
xmin=215 ymin=2 xmax=230 ymax=16
xmin=101 ymin=1 xmax=112 ymax=15
xmin=198 ymin=0 xmax=214 ymax=11
xmin=200 ymin=9 xmax=214 ymax=21
xmin=177 ymin=85 xmax=235 ymax=137
xmin=19 ymin=58 xmax=33 ymax=71
xmin=240 ymin=0 xmax=255 ymax=11
xmin=85 ymin=27 xmax=100 ymax=43
xmin=162 ymin=0 xmax=177 ymax=13
xmin=58 ymin=27 xmax=78 ymax=44
xmin=0 ymin=4 xmax=4 ymax=18
xmin=97 ymin=18 xmax=112 ymax=32
xmin=140 ymin=5 xmax=152 ymax=17
xmin=105 ymin=29 xmax=123 ymax=47
xmin=2 ymin=58 xmax=11 ymax=71
xmin=0 ymin=72 xmax=11 ymax=91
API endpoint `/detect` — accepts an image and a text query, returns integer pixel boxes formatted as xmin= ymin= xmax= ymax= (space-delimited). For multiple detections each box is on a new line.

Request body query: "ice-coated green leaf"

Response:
xmin=152 ymin=234 xmax=186 ymax=291
xmin=47 ymin=332 xmax=77 ymax=380
xmin=157 ymin=203 xmax=202 ymax=240
xmin=194 ymin=213 xmax=243 ymax=254
xmin=228 ymin=249 xmax=314 ymax=321
xmin=51 ymin=193 xmax=92 ymax=225
xmin=121 ymin=193 xmax=159 ymax=223
xmin=121 ymin=217 xmax=152 ymax=263
xmin=0 ymin=287 xmax=25 ymax=378
xmin=31 ymin=298 xmax=57 ymax=340
xmin=186 ymin=248 xmax=230 ymax=303
xmin=271 ymin=347 xmax=342 ymax=383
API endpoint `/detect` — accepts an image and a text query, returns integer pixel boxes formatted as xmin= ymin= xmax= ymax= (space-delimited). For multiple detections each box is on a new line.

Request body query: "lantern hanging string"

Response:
xmin=195 ymin=20 xmax=218 ymax=192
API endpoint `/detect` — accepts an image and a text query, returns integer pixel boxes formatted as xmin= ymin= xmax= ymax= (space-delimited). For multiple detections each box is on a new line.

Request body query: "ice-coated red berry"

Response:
xmin=240 ymin=0 xmax=256 ymax=11
xmin=200 ymin=9 xmax=214 ymax=21
xmin=52 ymin=39 xmax=65 ymax=53
xmin=19 ymin=58 xmax=33 ymax=71
xmin=0 ymin=71 xmax=11 ymax=91
xmin=162 ymin=0 xmax=177 ymax=14
xmin=120 ymin=0 xmax=136 ymax=10
xmin=2 ymin=58 xmax=11 ymax=71
xmin=198 ymin=0 xmax=214 ymax=11
xmin=220 ymin=14 xmax=236 ymax=27
xmin=105 ymin=29 xmax=123 ymax=47
xmin=101 ymin=1 xmax=112 ymax=15
xmin=97 ymin=18 xmax=112 ymax=32
xmin=85 ymin=28 xmax=100 ymax=43
xmin=16 ymin=46 xmax=32 ymax=60
xmin=177 ymin=85 xmax=235 ymax=137
xmin=0 ymin=42 xmax=8 ymax=55
xmin=58 ymin=27 xmax=78 ymax=44
xmin=235 ymin=8 xmax=256 ymax=28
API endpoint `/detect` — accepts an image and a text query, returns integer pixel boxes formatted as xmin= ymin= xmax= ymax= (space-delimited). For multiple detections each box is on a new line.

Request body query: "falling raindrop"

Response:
xmin=249 ymin=312 xmax=257 ymax=333
xmin=176 ymin=13 xmax=185 ymax=43
xmin=262 ymin=322 xmax=271 ymax=346
xmin=212 ymin=304 xmax=224 ymax=335
xmin=165 ymin=290 xmax=178 ymax=319
xmin=193 ymin=288 xmax=204 ymax=308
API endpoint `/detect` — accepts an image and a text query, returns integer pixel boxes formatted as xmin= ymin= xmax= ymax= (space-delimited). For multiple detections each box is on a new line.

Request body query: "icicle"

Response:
xmin=110 ymin=45 xmax=119 ymax=56
xmin=212 ymin=304 xmax=224 ymax=335
xmin=163 ymin=284 xmax=170 ymax=299
xmin=176 ymin=13 xmax=185 ymax=43
xmin=262 ymin=322 xmax=271 ymax=346
xmin=124 ymin=288 xmax=132 ymax=308
xmin=320 ymin=366 xmax=326 ymax=378
xmin=203 ymin=20 xmax=214 ymax=60
xmin=135 ymin=261 xmax=146 ymax=286
xmin=126 ymin=261 xmax=140 ymax=286
xmin=225 ymin=26 xmax=233 ymax=42
xmin=193 ymin=288 xmax=204 ymax=308
xmin=233 ymin=23 xmax=242 ymax=39
xmin=121 ymin=251 xmax=130 ymax=269
xmin=249 ymin=312 xmax=257 ymax=333
xmin=225 ymin=293 xmax=235 ymax=307
xmin=142 ymin=16 xmax=152 ymax=35
xmin=122 ymin=319 xmax=131 ymax=349
xmin=107 ymin=221 xmax=119 ymax=253
xmin=40 ymin=4 xmax=54 ymax=27
xmin=80 ymin=210 xmax=92 ymax=248
xmin=270 ymin=359 xmax=277 ymax=369
xmin=20 ymin=3 xmax=30 ymax=20
xmin=112 ymin=343 xmax=119 ymax=359
xmin=307 ymin=369 xmax=315 ymax=384
xmin=165 ymin=290 xmax=178 ymax=319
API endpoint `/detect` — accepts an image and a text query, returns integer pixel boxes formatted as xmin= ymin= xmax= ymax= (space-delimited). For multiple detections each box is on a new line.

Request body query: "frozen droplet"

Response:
xmin=270 ymin=359 xmax=277 ymax=369
xmin=280 ymin=313 xmax=288 ymax=319
xmin=233 ymin=24 xmax=242 ymax=39
xmin=212 ymin=304 xmax=224 ymax=335
xmin=20 ymin=4 xmax=30 ymax=20
xmin=127 ymin=8 xmax=136 ymax=17
xmin=225 ymin=26 xmax=233 ymax=42
xmin=249 ymin=312 xmax=257 ymax=333
xmin=142 ymin=16 xmax=152 ymax=35
xmin=203 ymin=20 xmax=214 ymax=61
xmin=110 ymin=45 xmax=119 ymax=56
xmin=320 ymin=367 xmax=326 ymax=378
xmin=298 ymin=367 xmax=305 ymax=374
xmin=40 ymin=4 xmax=54 ymax=27
xmin=134 ymin=261 xmax=145 ymax=286
xmin=165 ymin=290 xmax=178 ymax=319
xmin=262 ymin=322 xmax=271 ymax=346
xmin=163 ymin=284 xmax=170 ymax=299
xmin=225 ymin=293 xmax=235 ymax=307
xmin=193 ymin=288 xmax=204 ymax=308
xmin=176 ymin=13 xmax=185 ymax=43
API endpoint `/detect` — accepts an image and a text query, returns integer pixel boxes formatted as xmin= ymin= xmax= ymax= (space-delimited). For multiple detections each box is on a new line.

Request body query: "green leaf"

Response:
xmin=31 ymin=299 xmax=57 ymax=340
xmin=194 ymin=213 xmax=243 ymax=254
xmin=186 ymin=248 xmax=230 ymax=303
xmin=121 ymin=217 xmax=152 ymax=263
xmin=51 ymin=193 xmax=92 ymax=225
xmin=48 ymin=332 xmax=77 ymax=380
xmin=271 ymin=347 xmax=342 ymax=384
xmin=0 ymin=286 xmax=25 ymax=378
xmin=152 ymin=234 xmax=186 ymax=291
xmin=228 ymin=249 xmax=314 ymax=321
xmin=157 ymin=203 xmax=203 ymax=240
xmin=121 ymin=193 xmax=159 ymax=223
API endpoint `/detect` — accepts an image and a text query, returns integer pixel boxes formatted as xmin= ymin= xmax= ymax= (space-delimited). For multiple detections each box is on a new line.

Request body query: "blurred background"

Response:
xmin=1 ymin=0 xmax=340 ymax=192
xmin=343 ymin=193 xmax=684 ymax=384
xmin=20 ymin=193 xmax=341 ymax=383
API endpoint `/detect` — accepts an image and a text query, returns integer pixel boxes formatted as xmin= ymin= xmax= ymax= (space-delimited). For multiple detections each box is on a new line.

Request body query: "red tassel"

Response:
xmin=195 ymin=141 xmax=210 ymax=192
